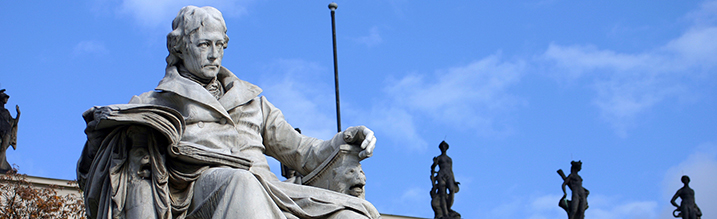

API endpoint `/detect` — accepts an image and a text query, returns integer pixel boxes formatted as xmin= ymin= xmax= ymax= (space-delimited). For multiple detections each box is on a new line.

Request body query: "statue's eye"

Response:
xmin=198 ymin=42 xmax=210 ymax=48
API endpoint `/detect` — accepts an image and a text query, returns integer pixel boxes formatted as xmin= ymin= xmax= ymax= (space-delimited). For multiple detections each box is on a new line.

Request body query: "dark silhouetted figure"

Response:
xmin=671 ymin=175 xmax=702 ymax=219
xmin=0 ymin=89 xmax=20 ymax=174
xmin=430 ymin=141 xmax=460 ymax=219
xmin=557 ymin=160 xmax=589 ymax=219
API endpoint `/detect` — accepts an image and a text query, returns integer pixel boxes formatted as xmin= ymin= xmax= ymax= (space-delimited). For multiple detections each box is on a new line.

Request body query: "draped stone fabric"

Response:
xmin=77 ymin=104 xmax=184 ymax=219
xmin=77 ymin=66 xmax=380 ymax=219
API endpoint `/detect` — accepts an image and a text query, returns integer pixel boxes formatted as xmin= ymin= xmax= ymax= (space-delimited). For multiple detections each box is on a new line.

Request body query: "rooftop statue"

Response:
xmin=77 ymin=6 xmax=379 ymax=219
xmin=0 ymin=89 xmax=20 ymax=174
xmin=430 ymin=141 xmax=460 ymax=219
xmin=557 ymin=160 xmax=589 ymax=219
xmin=671 ymin=175 xmax=702 ymax=219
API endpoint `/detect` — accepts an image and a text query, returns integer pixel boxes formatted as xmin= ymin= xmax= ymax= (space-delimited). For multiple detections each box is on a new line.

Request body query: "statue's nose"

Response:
xmin=208 ymin=45 xmax=220 ymax=61
xmin=358 ymin=170 xmax=366 ymax=183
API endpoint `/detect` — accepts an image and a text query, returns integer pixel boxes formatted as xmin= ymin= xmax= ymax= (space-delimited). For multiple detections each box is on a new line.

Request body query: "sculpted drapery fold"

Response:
xmin=78 ymin=5 xmax=379 ymax=219
xmin=77 ymin=104 xmax=183 ymax=219
xmin=77 ymin=66 xmax=380 ymax=219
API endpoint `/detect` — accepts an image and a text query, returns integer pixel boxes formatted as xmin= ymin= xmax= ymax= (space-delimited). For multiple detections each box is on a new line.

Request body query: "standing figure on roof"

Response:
xmin=0 ymin=89 xmax=20 ymax=174
xmin=557 ymin=160 xmax=589 ymax=219
xmin=430 ymin=141 xmax=460 ymax=219
xmin=671 ymin=175 xmax=702 ymax=219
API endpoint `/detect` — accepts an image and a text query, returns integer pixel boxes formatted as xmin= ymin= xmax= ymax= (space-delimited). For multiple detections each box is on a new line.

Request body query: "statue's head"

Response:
xmin=439 ymin=141 xmax=449 ymax=152
xmin=0 ymin=89 xmax=8 ymax=105
xmin=333 ymin=163 xmax=366 ymax=198
xmin=127 ymin=126 xmax=152 ymax=180
xmin=570 ymin=160 xmax=582 ymax=173
xmin=681 ymin=175 xmax=690 ymax=185
xmin=166 ymin=6 xmax=229 ymax=80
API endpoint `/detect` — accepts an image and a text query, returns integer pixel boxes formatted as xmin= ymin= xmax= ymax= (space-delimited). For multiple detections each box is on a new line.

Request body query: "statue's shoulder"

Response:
xmin=129 ymin=90 xmax=176 ymax=104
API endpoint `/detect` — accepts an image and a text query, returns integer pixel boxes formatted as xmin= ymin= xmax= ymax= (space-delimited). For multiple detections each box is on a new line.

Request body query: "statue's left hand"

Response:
xmin=342 ymin=126 xmax=376 ymax=159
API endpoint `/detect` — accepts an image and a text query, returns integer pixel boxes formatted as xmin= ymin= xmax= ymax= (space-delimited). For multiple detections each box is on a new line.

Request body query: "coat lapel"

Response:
xmin=217 ymin=67 xmax=262 ymax=111
xmin=155 ymin=66 xmax=263 ymax=123
xmin=156 ymin=66 xmax=233 ymax=122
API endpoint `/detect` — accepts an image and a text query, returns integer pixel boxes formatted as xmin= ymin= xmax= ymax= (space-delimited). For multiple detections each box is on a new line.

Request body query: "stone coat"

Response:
xmin=126 ymin=65 xmax=379 ymax=218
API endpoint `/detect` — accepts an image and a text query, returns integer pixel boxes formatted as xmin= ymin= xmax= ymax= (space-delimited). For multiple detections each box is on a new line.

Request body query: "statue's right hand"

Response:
xmin=342 ymin=126 xmax=376 ymax=159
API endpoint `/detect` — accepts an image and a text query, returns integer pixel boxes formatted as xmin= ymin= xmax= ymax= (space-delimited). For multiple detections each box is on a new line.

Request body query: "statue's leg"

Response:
xmin=682 ymin=206 xmax=693 ymax=219
xmin=187 ymin=167 xmax=285 ymax=219
xmin=579 ymin=197 xmax=588 ymax=219
xmin=0 ymin=142 xmax=10 ymax=173
xmin=447 ymin=190 xmax=454 ymax=209
xmin=568 ymin=194 xmax=579 ymax=219
xmin=431 ymin=193 xmax=443 ymax=218
xmin=0 ymin=156 xmax=10 ymax=173
xmin=440 ymin=195 xmax=449 ymax=217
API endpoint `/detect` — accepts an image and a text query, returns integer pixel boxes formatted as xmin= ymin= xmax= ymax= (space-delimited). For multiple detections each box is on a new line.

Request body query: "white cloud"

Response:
xmin=585 ymin=195 xmax=658 ymax=219
xmin=383 ymin=54 xmax=526 ymax=138
xmin=257 ymin=59 xmax=336 ymax=140
xmin=377 ymin=186 xmax=431 ymax=217
xmin=660 ymin=143 xmax=717 ymax=219
xmin=106 ymin=0 xmax=256 ymax=28
xmin=73 ymin=40 xmax=108 ymax=56
xmin=493 ymin=193 xmax=658 ymax=219
xmin=662 ymin=27 xmax=717 ymax=67
xmin=399 ymin=186 xmax=424 ymax=202
xmin=541 ymin=1 xmax=717 ymax=137
xmin=359 ymin=54 xmax=525 ymax=151
xmin=353 ymin=26 xmax=383 ymax=47
xmin=367 ymin=107 xmax=427 ymax=151
xmin=490 ymin=198 xmax=523 ymax=218
xmin=685 ymin=0 xmax=717 ymax=27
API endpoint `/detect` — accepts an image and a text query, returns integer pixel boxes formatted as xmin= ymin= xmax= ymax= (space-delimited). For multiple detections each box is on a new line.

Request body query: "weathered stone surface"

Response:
xmin=302 ymin=144 xmax=367 ymax=199
xmin=77 ymin=6 xmax=379 ymax=219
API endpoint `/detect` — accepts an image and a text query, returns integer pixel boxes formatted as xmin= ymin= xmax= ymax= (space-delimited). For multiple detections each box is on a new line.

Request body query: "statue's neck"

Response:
xmin=177 ymin=64 xmax=225 ymax=100
xmin=177 ymin=64 xmax=214 ymax=86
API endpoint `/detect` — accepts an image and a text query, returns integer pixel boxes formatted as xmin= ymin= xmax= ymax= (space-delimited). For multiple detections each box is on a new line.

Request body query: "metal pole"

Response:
xmin=329 ymin=2 xmax=341 ymax=133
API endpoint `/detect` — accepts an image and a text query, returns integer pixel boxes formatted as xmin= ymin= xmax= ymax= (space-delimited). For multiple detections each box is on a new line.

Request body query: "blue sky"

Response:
xmin=1 ymin=0 xmax=716 ymax=218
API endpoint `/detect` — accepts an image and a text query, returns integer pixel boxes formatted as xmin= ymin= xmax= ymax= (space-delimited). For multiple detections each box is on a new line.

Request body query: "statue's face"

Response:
xmin=333 ymin=164 xmax=366 ymax=198
xmin=128 ymin=146 xmax=151 ymax=179
xmin=181 ymin=21 xmax=226 ymax=80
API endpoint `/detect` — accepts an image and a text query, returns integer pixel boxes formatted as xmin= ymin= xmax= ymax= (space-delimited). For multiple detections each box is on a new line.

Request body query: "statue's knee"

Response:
xmin=215 ymin=168 xmax=257 ymax=187
xmin=227 ymin=169 xmax=253 ymax=180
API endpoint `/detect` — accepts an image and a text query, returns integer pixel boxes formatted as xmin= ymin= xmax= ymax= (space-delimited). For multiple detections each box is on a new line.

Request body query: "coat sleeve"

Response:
xmin=259 ymin=96 xmax=345 ymax=176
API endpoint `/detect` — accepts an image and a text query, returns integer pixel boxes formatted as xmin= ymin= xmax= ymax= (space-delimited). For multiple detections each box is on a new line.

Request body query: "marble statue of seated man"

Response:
xmin=77 ymin=6 xmax=380 ymax=219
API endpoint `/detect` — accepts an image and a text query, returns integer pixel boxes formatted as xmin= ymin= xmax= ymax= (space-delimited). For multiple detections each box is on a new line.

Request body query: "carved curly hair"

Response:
xmin=166 ymin=6 xmax=229 ymax=67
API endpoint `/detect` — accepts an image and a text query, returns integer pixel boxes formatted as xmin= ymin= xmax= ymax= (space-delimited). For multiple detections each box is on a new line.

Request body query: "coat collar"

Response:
xmin=156 ymin=66 xmax=263 ymax=121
